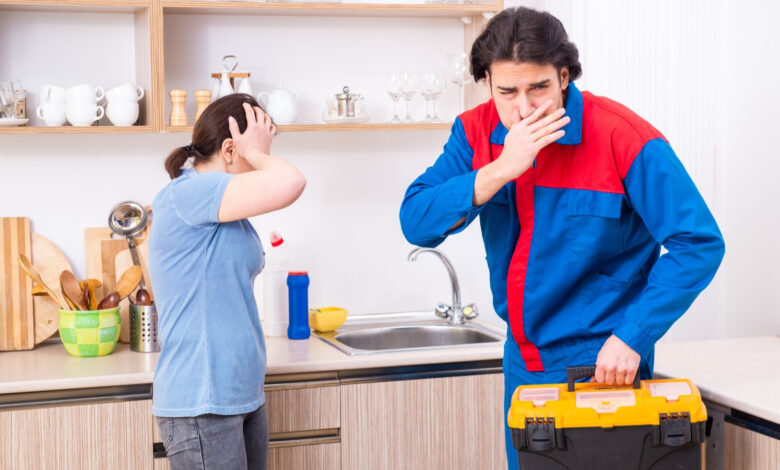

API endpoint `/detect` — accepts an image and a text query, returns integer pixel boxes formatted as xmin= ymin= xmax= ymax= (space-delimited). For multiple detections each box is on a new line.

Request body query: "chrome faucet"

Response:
xmin=407 ymin=248 xmax=479 ymax=325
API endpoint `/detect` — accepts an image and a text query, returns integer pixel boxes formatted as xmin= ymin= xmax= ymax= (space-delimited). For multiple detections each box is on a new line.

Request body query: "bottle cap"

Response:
xmin=270 ymin=230 xmax=284 ymax=247
xmin=288 ymin=271 xmax=308 ymax=276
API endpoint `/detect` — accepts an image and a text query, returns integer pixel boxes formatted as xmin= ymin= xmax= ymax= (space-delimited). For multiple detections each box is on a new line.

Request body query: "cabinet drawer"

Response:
xmin=269 ymin=442 xmax=341 ymax=470
xmin=266 ymin=379 xmax=340 ymax=434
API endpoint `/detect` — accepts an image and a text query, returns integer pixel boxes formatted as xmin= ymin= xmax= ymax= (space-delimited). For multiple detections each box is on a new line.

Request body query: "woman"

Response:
xmin=148 ymin=93 xmax=306 ymax=470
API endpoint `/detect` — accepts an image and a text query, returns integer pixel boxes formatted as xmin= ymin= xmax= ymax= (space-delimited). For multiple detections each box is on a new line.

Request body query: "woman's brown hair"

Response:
xmin=164 ymin=93 xmax=265 ymax=179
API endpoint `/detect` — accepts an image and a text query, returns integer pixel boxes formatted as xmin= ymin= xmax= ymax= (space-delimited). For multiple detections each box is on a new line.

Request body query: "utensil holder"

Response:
xmin=130 ymin=303 xmax=160 ymax=352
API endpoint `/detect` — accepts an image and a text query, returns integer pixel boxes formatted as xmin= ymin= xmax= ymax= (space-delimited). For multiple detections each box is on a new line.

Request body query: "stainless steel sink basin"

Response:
xmin=312 ymin=312 xmax=505 ymax=355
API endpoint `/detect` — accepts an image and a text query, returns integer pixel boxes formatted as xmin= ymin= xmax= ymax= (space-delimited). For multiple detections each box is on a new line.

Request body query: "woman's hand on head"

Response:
xmin=228 ymin=102 xmax=277 ymax=162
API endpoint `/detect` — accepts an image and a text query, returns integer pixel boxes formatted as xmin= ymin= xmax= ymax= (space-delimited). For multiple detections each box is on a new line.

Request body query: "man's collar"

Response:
xmin=489 ymin=81 xmax=583 ymax=146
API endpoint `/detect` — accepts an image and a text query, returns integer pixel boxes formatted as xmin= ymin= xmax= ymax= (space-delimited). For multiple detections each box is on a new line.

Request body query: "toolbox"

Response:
xmin=508 ymin=366 xmax=707 ymax=470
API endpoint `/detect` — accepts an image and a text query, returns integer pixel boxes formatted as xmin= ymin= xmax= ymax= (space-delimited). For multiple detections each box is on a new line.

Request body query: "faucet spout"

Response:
xmin=408 ymin=247 xmax=464 ymax=323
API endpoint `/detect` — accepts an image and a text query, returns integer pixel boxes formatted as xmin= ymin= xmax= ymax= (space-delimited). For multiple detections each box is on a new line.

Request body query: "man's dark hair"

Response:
xmin=470 ymin=7 xmax=582 ymax=83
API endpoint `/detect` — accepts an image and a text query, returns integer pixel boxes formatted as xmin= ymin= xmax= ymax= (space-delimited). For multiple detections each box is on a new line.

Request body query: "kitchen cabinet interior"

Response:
xmin=0 ymin=0 xmax=501 ymax=134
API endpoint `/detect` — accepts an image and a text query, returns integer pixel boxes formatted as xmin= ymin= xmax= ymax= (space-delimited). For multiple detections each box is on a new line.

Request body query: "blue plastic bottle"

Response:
xmin=286 ymin=272 xmax=310 ymax=340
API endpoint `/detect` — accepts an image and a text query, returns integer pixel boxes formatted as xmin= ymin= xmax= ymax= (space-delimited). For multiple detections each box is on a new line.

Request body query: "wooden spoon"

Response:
xmin=115 ymin=265 xmax=143 ymax=301
xmin=60 ymin=270 xmax=88 ymax=311
xmin=79 ymin=279 xmax=102 ymax=310
xmin=18 ymin=254 xmax=68 ymax=310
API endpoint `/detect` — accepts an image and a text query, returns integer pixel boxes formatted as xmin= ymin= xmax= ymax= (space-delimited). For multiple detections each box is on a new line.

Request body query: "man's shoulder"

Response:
xmin=456 ymin=100 xmax=499 ymax=144
xmin=581 ymin=91 xmax=664 ymax=143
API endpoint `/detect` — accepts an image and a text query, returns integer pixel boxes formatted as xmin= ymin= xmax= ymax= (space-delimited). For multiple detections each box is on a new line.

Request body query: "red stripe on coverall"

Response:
xmin=505 ymin=158 xmax=544 ymax=372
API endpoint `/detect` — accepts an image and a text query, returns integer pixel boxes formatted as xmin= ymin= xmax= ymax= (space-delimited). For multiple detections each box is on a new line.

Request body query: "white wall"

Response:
xmin=3 ymin=2 xmax=779 ymax=338
xmin=509 ymin=0 xmax=780 ymax=339
xmin=0 ymin=10 xmax=499 ymax=326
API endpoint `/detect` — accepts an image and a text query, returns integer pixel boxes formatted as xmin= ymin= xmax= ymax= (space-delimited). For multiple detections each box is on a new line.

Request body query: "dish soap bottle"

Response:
xmin=261 ymin=231 xmax=289 ymax=337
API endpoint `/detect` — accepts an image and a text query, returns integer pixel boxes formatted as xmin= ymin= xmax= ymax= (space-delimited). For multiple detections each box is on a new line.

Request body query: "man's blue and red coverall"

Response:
xmin=399 ymin=82 xmax=725 ymax=467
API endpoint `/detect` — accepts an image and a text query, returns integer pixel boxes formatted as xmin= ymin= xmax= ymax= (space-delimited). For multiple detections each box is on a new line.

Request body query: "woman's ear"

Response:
xmin=220 ymin=138 xmax=235 ymax=165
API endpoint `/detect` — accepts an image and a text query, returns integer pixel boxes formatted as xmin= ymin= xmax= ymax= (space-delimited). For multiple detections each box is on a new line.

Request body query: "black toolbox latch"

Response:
xmin=525 ymin=417 xmax=557 ymax=451
xmin=659 ymin=412 xmax=692 ymax=446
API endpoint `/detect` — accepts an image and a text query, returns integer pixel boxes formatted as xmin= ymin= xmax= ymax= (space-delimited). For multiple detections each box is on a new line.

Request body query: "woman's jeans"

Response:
xmin=156 ymin=404 xmax=269 ymax=470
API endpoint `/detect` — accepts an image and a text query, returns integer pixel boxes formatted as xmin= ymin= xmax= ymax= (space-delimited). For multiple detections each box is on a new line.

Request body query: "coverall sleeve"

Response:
xmin=613 ymin=137 xmax=725 ymax=357
xmin=399 ymin=118 xmax=485 ymax=247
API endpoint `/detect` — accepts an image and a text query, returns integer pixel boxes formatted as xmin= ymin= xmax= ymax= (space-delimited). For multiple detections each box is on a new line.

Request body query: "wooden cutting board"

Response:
xmin=0 ymin=217 xmax=34 ymax=351
xmin=85 ymin=226 xmax=151 ymax=343
xmin=31 ymin=233 xmax=73 ymax=344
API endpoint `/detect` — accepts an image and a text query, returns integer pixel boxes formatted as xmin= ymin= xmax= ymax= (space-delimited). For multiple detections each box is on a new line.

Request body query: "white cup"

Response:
xmin=66 ymin=84 xmax=104 ymax=104
xmin=66 ymin=102 xmax=104 ymax=126
xmin=36 ymin=101 xmax=67 ymax=126
xmin=106 ymin=83 xmax=144 ymax=103
xmin=106 ymin=100 xmax=139 ymax=126
xmin=40 ymin=84 xmax=66 ymax=104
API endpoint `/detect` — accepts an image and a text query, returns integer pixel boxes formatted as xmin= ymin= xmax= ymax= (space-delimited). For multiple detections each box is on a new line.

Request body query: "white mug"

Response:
xmin=66 ymin=102 xmax=104 ymax=126
xmin=66 ymin=84 xmax=104 ymax=104
xmin=41 ymin=84 xmax=66 ymax=104
xmin=106 ymin=83 xmax=144 ymax=103
xmin=36 ymin=101 xmax=67 ymax=126
xmin=106 ymin=101 xmax=139 ymax=126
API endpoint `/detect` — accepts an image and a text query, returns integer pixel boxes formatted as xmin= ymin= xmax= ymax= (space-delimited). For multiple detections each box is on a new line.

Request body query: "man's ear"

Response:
xmin=560 ymin=67 xmax=570 ymax=91
xmin=486 ymin=70 xmax=492 ymax=97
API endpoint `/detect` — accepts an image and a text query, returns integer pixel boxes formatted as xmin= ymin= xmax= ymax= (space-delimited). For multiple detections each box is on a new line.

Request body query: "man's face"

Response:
xmin=486 ymin=61 xmax=569 ymax=129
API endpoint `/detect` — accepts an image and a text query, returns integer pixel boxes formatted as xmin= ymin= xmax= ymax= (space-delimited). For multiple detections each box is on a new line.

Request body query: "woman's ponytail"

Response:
xmin=164 ymin=146 xmax=191 ymax=179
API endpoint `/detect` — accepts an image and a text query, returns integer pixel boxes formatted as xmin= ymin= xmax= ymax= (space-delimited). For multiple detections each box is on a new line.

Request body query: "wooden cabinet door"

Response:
xmin=725 ymin=422 xmax=780 ymax=470
xmin=341 ymin=373 xmax=506 ymax=470
xmin=0 ymin=399 xmax=153 ymax=470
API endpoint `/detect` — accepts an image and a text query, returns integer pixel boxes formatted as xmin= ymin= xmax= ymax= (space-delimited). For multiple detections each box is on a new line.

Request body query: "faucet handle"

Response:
xmin=461 ymin=303 xmax=479 ymax=320
xmin=435 ymin=303 xmax=452 ymax=319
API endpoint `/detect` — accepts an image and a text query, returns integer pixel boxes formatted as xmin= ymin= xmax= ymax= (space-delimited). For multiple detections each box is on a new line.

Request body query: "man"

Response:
xmin=399 ymin=7 xmax=724 ymax=467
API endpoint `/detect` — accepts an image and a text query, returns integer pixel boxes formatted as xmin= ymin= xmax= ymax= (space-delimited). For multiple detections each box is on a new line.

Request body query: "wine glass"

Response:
xmin=421 ymin=71 xmax=446 ymax=123
xmin=385 ymin=72 xmax=403 ymax=124
xmin=398 ymin=70 xmax=418 ymax=124
xmin=446 ymin=52 xmax=471 ymax=113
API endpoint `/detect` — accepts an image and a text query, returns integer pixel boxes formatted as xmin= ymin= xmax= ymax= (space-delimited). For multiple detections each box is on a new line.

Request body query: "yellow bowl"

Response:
xmin=309 ymin=307 xmax=348 ymax=333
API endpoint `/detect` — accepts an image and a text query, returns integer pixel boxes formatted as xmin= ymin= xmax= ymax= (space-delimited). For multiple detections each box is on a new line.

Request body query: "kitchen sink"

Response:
xmin=312 ymin=312 xmax=505 ymax=355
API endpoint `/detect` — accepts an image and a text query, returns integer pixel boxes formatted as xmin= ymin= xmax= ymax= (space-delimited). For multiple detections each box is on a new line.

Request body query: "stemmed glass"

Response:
xmin=421 ymin=71 xmax=446 ymax=123
xmin=385 ymin=72 xmax=403 ymax=124
xmin=398 ymin=70 xmax=418 ymax=124
xmin=446 ymin=52 xmax=471 ymax=114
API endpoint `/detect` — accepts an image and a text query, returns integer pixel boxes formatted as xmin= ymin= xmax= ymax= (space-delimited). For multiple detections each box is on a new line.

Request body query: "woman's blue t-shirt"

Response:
xmin=149 ymin=168 xmax=266 ymax=417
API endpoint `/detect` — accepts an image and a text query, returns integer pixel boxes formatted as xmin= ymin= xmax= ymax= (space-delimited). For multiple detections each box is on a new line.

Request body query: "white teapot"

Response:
xmin=258 ymin=87 xmax=300 ymax=125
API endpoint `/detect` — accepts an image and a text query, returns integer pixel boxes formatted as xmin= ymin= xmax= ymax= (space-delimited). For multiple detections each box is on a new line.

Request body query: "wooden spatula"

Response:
xmin=18 ymin=255 xmax=68 ymax=310
xmin=115 ymin=265 xmax=143 ymax=301
xmin=60 ymin=270 xmax=88 ymax=311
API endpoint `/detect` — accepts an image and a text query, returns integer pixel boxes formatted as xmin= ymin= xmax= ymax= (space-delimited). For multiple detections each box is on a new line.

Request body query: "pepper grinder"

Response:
xmin=194 ymin=89 xmax=211 ymax=123
xmin=169 ymin=89 xmax=188 ymax=126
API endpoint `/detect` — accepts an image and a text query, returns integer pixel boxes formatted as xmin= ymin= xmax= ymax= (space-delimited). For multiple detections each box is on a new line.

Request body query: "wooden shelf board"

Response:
xmin=161 ymin=1 xmax=500 ymax=18
xmin=0 ymin=125 xmax=155 ymax=134
xmin=0 ymin=0 xmax=149 ymax=13
xmin=165 ymin=122 xmax=452 ymax=132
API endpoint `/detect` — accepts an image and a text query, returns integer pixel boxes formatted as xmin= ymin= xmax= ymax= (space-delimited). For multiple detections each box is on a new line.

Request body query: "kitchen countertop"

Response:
xmin=654 ymin=336 xmax=780 ymax=424
xmin=0 ymin=331 xmax=505 ymax=395
xmin=4 ymin=330 xmax=777 ymax=426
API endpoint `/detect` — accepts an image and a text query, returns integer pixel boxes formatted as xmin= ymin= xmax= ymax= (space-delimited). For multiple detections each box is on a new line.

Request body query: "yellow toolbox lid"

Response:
xmin=508 ymin=378 xmax=707 ymax=430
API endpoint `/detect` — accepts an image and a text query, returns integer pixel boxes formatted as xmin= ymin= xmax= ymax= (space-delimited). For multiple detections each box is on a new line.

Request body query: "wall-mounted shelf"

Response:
xmin=165 ymin=122 xmax=452 ymax=133
xmin=1 ymin=0 xmax=500 ymax=134
xmin=161 ymin=1 xmax=499 ymax=18
xmin=0 ymin=126 xmax=154 ymax=134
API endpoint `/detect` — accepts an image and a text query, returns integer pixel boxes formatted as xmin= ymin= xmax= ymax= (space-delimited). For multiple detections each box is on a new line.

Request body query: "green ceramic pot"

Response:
xmin=58 ymin=307 xmax=121 ymax=357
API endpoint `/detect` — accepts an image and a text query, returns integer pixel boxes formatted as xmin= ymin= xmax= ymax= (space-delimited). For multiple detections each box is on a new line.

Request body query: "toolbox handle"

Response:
xmin=566 ymin=366 xmax=640 ymax=392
